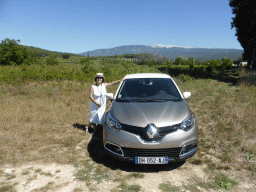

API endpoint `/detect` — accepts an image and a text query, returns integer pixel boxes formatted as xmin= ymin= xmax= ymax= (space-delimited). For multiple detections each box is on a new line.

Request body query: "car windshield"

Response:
xmin=116 ymin=78 xmax=182 ymax=102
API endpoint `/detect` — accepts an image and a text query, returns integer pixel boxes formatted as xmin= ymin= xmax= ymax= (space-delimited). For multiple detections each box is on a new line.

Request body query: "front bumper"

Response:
xmin=103 ymin=121 xmax=198 ymax=163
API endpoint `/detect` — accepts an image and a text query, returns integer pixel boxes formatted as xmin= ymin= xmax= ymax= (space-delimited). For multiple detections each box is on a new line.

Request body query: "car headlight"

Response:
xmin=107 ymin=114 xmax=122 ymax=131
xmin=180 ymin=114 xmax=195 ymax=132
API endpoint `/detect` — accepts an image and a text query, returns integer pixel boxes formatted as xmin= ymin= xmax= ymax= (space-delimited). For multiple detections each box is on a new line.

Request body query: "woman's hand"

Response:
xmin=105 ymin=78 xmax=125 ymax=88
xmin=96 ymin=102 xmax=102 ymax=107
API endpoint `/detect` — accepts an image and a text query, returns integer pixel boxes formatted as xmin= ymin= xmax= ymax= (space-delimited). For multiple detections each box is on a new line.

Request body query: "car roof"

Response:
xmin=124 ymin=73 xmax=171 ymax=79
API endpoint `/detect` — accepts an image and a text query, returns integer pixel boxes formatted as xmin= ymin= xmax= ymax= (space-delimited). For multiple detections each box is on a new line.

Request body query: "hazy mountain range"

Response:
xmin=79 ymin=44 xmax=243 ymax=61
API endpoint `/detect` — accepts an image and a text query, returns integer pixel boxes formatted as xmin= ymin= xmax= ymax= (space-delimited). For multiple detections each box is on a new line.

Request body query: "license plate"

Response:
xmin=135 ymin=157 xmax=168 ymax=164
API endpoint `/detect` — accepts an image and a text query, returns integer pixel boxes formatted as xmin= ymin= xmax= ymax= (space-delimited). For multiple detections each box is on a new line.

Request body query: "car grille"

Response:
xmin=122 ymin=147 xmax=182 ymax=158
xmin=121 ymin=123 xmax=180 ymax=141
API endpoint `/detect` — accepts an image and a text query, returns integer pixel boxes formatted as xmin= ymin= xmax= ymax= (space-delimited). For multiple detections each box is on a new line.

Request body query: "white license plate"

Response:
xmin=135 ymin=157 xmax=168 ymax=164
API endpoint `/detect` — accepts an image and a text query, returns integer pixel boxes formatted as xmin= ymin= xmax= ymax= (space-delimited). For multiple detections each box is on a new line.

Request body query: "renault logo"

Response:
xmin=146 ymin=124 xmax=159 ymax=139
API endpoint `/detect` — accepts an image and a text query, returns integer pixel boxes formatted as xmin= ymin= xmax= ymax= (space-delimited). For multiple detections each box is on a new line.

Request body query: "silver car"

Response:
xmin=103 ymin=73 xmax=198 ymax=164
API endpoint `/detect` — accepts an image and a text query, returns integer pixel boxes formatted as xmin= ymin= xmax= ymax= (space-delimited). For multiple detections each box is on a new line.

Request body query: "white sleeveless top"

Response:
xmin=89 ymin=83 xmax=107 ymax=125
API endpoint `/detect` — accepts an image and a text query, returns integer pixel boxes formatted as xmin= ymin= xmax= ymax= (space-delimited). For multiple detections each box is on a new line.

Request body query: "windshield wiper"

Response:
xmin=133 ymin=99 xmax=167 ymax=102
xmin=116 ymin=98 xmax=130 ymax=102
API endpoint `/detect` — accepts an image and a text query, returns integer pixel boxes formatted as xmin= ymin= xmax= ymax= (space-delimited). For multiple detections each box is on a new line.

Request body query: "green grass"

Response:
xmin=126 ymin=172 xmax=145 ymax=179
xmin=75 ymin=160 xmax=111 ymax=187
xmin=116 ymin=182 xmax=141 ymax=192
xmin=158 ymin=181 xmax=180 ymax=192
xmin=214 ymin=173 xmax=238 ymax=190
xmin=0 ymin=185 xmax=16 ymax=192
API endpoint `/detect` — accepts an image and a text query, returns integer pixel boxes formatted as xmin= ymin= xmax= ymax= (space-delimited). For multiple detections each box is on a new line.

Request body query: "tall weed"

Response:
xmin=240 ymin=72 xmax=256 ymax=86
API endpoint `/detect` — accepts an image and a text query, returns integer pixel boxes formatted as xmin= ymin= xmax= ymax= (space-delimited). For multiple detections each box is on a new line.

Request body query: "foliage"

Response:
xmin=124 ymin=53 xmax=168 ymax=66
xmin=166 ymin=60 xmax=174 ymax=68
xmin=46 ymin=55 xmax=60 ymax=66
xmin=0 ymin=59 xmax=160 ymax=84
xmin=80 ymin=57 xmax=91 ymax=65
xmin=159 ymin=181 xmax=180 ymax=192
xmin=221 ymin=58 xmax=233 ymax=70
xmin=123 ymin=54 xmax=136 ymax=58
xmin=209 ymin=59 xmax=220 ymax=69
xmin=117 ymin=182 xmax=141 ymax=192
xmin=62 ymin=53 xmax=71 ymax=59
xmin=215 ymin=173 xmax=238 ymax=190
xmin=229 ymin=0 xmax=256 ymax=68
xmin=0 ymin=38 xmax=34 ymax=66
xmin=246 ymin=153 xmax=255 ymax=160
xmin=25 ymin=45 xmax=74 ymax=57
xmin=175 ymin=56 xmax=183 ymax=65
xmin=179 ymin=73 xmax=195 ymax=82
xmin=240 ymin=72 xmax=256 ymax=86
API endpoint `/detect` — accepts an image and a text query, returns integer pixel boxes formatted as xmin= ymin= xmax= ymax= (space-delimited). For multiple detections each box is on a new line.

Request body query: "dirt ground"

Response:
xmin=1 ymin=128 xmax=255 ymax=192
xmin=2 ymin=163 xmax=207 ymax=192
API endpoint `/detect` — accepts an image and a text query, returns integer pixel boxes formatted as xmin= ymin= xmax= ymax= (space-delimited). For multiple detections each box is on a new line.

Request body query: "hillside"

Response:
xmin=79 ymin=45 xmax=243 ymax=61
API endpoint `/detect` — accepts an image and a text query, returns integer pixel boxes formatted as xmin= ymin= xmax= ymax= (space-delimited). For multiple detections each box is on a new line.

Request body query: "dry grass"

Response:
xmin=1 ymin=72 xmax=255 ymax=167
xmin=180 ymin=74 xmax=256 ymax=170
xmin=0 ymin=80 xmax=118 ymax=165
xmin=0 ymin=69 xmax=256 ymax=191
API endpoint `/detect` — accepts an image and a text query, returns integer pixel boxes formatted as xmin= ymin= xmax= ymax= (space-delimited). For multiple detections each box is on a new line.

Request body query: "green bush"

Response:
xmin=0 ymin=38 xmax=33 ymax=65
xmin=62 ymin=53 xmax=71 ymax=59
xmin=80 ymin=57 xmax=90 ymax=65
xmin=0 ymin=59 xmax=160 ymax=84
xmin=46 ymin=55 xmax=59 ymax=66
xmin=220 ymin=58 xmax=233 ymax=70
xmin=179 ymin=73 xmax=195 ymax=82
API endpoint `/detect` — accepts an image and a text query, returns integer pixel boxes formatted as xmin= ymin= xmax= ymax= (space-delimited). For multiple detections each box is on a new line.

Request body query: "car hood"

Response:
xmin=110 ymin=100 xmax=190 ymax=128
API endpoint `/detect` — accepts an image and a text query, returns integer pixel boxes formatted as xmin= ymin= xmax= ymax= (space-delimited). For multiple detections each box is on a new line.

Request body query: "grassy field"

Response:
xmin=0 ymin=62 xmax=256 ymax=191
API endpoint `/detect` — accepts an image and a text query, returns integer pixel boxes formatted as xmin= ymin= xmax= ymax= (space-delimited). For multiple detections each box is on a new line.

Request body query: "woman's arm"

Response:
xmin=105 ymin=78 xmax=124 ymax=88
xmin=89 ymin=86 xmax=101 ymax=107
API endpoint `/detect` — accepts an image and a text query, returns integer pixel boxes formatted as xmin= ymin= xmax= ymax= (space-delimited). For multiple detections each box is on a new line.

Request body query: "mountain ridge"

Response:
xmin=79 ymin=44 xmax=243 ymax=61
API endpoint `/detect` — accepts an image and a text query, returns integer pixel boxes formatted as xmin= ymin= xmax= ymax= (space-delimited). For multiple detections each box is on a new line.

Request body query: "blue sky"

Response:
xmin=1 ymin=0 xmax=242 ymax=53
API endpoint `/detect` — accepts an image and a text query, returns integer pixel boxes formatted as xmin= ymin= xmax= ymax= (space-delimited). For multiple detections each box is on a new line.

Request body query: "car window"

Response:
xmin=116 ymin=78 xmax=182 ymax=102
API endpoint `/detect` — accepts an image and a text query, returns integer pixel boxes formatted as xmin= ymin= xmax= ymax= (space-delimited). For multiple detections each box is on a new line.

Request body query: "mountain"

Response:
xmin=79 ymin=45 xmax=243 ymax=61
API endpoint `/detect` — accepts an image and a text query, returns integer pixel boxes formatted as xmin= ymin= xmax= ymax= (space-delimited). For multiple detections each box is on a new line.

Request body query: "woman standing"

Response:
xmin=86 ymin=73 xmax=123 ymax=131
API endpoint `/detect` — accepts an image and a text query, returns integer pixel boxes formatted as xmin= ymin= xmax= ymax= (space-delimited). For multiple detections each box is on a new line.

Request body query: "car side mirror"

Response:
xmin=183 ymin=92 xmax=191 ymax=100
xmin=106 ymin=93 xmax=114 ymax=101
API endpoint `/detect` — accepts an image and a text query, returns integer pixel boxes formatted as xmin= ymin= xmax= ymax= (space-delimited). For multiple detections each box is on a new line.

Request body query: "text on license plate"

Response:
xmin=135 ymin=157 xmax=168 ymax=164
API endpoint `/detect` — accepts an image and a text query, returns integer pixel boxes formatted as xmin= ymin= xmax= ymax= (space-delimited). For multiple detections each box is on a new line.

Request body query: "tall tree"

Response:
xmin=229 ymin=0 xmax=256 ymax=70
xmin=0 ymin=38 xmax=32 ymax=65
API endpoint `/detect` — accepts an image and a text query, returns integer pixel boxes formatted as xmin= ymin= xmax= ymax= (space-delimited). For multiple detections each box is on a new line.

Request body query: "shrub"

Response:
xmin=62 ymin=53 xmax=71 ymax=59
xmin=46 ymin=55 xmax=59 ymax=66
xmin=220 ymin=58 xmax=233 ymax=70
xmin=175 ymin=57 xmax=183 ymax=65
xmin=240 ymin=72 xmax=256 ymax=86
xmin=179 ymin=73 xmax=195 ymax=82
xmin=80 ymin=57 xmax=90 ymax=65
xmin=208 ymin=59 xmax=220 ymax=71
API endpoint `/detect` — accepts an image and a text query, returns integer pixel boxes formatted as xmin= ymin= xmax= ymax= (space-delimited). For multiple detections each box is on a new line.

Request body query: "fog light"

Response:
xmin=105 ymin=142 xmax=123 ymax=156
xmin=180 ymin=143 xmax=198 ymax=157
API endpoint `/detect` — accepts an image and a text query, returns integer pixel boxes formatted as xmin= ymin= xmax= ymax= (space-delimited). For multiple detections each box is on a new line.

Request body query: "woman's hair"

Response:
xmin=95 ymin=77 xmax=104 ymax=82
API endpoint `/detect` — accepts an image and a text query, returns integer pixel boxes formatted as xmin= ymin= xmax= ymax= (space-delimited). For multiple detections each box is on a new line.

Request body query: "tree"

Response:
xmin=62 ymin=53 xmax=71 ymax=59
xmin=80 ymin=57 xmax=90 ymax=65
xmin=0 ymin=38 xmax=32 ymax=65
xmin=166 ymin=60 xmax=174 ymax=68
xmin=175 ymin=57 xmax=183 ymax=65
xmin=221 ymin=58 xmax=233 ymax=70
xmin=46 ymin=54 xmax=59 ymax=65
xmin=229 ymin=0 xmax=256 ymax=70
xmin=188 ymin=56 xmax=195 ymax=64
